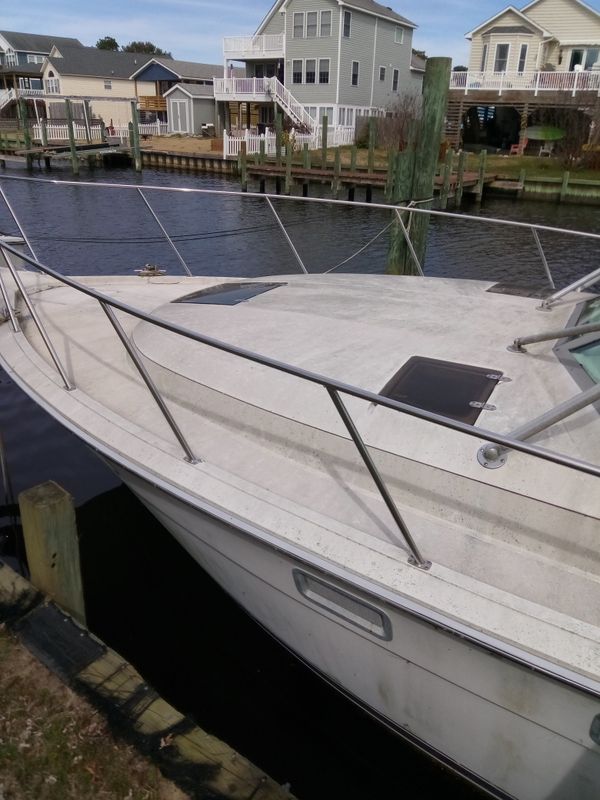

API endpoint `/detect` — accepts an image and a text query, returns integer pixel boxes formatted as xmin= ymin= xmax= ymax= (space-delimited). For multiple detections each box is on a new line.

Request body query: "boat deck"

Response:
xmin=1 ymin=270 xmax=599 ymax=687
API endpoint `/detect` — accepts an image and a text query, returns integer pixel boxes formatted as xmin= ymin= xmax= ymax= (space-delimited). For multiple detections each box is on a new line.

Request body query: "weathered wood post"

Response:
xmin=302 ymin=142 xmax=310 ymax=196
xmin=17 ymin=99 xmax=33 ymax=170
xmin=259 ymin=137 xmax=266 ymax=165
xmin=560 ymin=170 xmax=570 ymax=203
xmin=83 ymin=100 xmax=93 ymax=144
xmin=475 ymin=149 xmax=487 ymax=204
xmin=240 ymin=141 xmax=248 ymax=192
xmin=455 ymin=149 xmax=467 ymax=207
xmin=440 ymin=147 xmax=454 ymax=209
xmin=332 ymin=148 xmax=341 ymax=197
xmin=321 ymin=115 xmax=329 ymax=170
xmin=517 ymin=168 xmax=526 ymax=199
xmin=387 ymin=150 xmax=418 ymax=275
xmin=64 ymin=99 xmax=79 ymax=176
xmin=402 ymin=57 xmax=452 ymax=271
xmin=284 ymin=142 xmax=292 ymax=194
xmin=19 ymin=481 xmax=86 ymax=625
xmin=275 ymin=112 xmax=283 ymax=168
xmin=367 ymin=117 xmax=376 ymax=174
xmin=130 ymin=100 xmax=142 ymax=173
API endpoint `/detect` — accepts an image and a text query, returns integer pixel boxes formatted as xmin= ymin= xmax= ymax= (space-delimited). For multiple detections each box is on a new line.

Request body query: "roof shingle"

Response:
xmin=0 ymin=30 xmax=83 ymax=53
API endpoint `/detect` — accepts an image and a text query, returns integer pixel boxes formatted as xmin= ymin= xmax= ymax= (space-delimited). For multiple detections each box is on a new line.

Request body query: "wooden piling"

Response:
xmin=332 ymin=148 xmax=341 ymax=197
xmin=130 ymin=100 xmax=142 ymax=173
xmin=259 ymin=138 xmax=266 ymax=165
xmin=440 ymin=148 xmax=454 ymax=210
xmin=560 ymin=171 xmax=570 ymax=203
xmin=64 ymin=99 xmax=79 ymax=176
xmin=83 ymin=100 xmax=93 ymax=144
xmin=475 ymin=149 xmax=487 ymax=203
xmin=284 ymin=143 xmax=292 ymax=195
xmin=455 ymin=150 xmax=467 ymax=206
xmin=368 ymin=117 xmax=376 ymax=175
xmin=275 ymin=113 xmax=283 ymax=168
xmin=18 ymin=481 xmax=85 ymax=625
xmin=321 ymin=115 xmax=329 ymax=170
xmin=302 ymin=142 xmax=310 ymax=169
xmin=240 ymin=141 xmax=248 ymax=191
xmin=387 ymin=150 xmax=418 ymax=275
xmin=350 ymin=145 xmax=357 ymax=174
xmin=517 ymin=168 xmax=526 ymax=199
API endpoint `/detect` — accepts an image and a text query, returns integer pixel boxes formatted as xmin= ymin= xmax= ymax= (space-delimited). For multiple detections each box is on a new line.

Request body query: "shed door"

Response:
xmin=171 ymin=99 xmax=189 ymax=133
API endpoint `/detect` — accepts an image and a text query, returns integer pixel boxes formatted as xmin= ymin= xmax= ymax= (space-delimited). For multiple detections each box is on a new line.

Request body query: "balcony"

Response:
xmin=223 ymin=34 xmax=284 ymax=61
xmin=450 ymin=70 xmax=600 ymax=97
xmin=213 ymin=77 xmax=272 ymax=102
xmin=139 ymin=95 xmax=167 ymax=112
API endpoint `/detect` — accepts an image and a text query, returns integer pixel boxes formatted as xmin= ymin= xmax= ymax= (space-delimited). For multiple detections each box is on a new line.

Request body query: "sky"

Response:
xmin=3 ymin=0 xmax=600 ymax=68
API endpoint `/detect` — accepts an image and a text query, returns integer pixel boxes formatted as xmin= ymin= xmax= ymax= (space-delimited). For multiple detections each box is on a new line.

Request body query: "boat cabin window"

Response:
xmin=580 ymin=296 xmax=600 ymax=326
xmin=175 ymin=282 xmax=284 ymax=306
xmin=573 ymin=340 xmax=600 ymax=384
xmin=380 ymin=356 xmax=503 ymax=425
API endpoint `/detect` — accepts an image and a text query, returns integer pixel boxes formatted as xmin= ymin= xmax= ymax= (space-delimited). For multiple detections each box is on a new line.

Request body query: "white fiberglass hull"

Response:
xmin=112 ymin=461 xmax=600 ymax=800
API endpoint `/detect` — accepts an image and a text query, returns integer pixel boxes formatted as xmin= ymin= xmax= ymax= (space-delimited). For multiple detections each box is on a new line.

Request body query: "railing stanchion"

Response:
xmin=531 ymin=227 xmax=555 ymax=289
xmin=99 ymin=301 xmax=199 ymax=464
xmin=326 ymin=387 xmax=431 ymax=570
xmin=1 ymin=249 xmax=73 ymax=390
xmin=265 ymin=196 xmax=309 ymax=274
xmin=137 ymin=189 xmax=193 ymax=277
xmin=0 ymin=185 xmax=38 ymax=261
xmin=0 ymin=249 xmax=20 ymax=332
xmin=395 ymin=208 xmax=424 ymax=276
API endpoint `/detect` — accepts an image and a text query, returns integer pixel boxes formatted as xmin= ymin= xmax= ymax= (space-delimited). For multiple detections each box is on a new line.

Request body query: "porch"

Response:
xmin=450 ymin=70 xmax=600 ymax=97
xmin=223 ymin=34 xmax=284 ymax=62
xmin=214 ymin=78 xmax=272 ymax=103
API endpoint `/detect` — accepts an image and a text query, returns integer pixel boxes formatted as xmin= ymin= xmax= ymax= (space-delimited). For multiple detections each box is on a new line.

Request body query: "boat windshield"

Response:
xmin=580 ymin=296 xmax=600 ymax=326
xmin=573 ymin=340 xmax=600 ymax=384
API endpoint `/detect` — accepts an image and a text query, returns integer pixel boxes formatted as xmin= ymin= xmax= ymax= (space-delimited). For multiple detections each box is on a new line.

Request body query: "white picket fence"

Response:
xmin=31 ymin=120 xmax=168 ymax=144
xmin=223 ymin=126 xmax=355 ymax=159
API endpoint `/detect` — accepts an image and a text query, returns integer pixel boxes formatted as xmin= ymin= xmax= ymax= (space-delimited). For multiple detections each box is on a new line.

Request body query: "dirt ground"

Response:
xmin=0 ymin=626 xmax=188 ymax=800
xmin=139 ymin=135 xmax=220 ymax=155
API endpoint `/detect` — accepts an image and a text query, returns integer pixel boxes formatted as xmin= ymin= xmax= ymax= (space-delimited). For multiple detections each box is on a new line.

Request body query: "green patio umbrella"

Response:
xmin=523 ymin=125 xmax=565 ymax=141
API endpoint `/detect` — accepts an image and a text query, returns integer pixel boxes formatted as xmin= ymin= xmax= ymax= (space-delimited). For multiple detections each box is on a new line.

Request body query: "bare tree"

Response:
xmin=375 ymin=93 xmax=422 ymax=151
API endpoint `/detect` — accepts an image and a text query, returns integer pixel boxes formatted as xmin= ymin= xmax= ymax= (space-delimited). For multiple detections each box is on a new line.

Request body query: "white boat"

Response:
xmin=1 ymin=177 xmax=600 ymax=799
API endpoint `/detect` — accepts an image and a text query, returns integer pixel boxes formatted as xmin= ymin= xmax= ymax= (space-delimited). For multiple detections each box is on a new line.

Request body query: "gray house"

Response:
xmin=0 ymin=30 xmax=83 ymax=93
xmin=215 ymin=0 xmax=418 ymax=132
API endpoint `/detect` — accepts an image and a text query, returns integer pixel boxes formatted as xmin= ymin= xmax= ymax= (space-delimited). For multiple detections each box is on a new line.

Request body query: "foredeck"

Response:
xmin=1 ymin=269 xmax=599 ymax=686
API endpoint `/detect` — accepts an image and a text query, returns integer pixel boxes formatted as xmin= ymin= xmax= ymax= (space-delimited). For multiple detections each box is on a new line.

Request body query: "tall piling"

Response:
xmin=130 ymin=100 xmax=142 ymax=173
xmin=64 ymin=99 xmax=79 ymax=176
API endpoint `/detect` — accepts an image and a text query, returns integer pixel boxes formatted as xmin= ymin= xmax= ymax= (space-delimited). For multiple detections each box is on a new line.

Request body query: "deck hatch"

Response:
xmin=380 ymin=356 xmax=503 ymax=425
xmin=175 ymin=282 xmax=284 ymax=306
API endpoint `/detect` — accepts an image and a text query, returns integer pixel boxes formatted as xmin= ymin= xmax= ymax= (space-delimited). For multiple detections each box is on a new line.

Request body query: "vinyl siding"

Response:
xmin=366 ymin=17 xmax=414 ymax=106
xmin=525 ymin=0 xmax=600 ymax=43
xmin=261 ymin=8 xmax=286 ymax=35
xmin=283 ymin=0 xmax=339 ymax=104
xmin=468 ymin=10 xmax=543 ymax=71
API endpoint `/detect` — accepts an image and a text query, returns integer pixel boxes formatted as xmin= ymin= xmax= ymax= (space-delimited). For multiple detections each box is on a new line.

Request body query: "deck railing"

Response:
xmin=1 ymin=177 xmax=600 ymax=577
xmin=31 ymin=122 xmax=105 ymax=143
xmin=223 ymin=33 xmax=285 ymax=58
xmin=450 ymin=69 xmax=600 ymax=96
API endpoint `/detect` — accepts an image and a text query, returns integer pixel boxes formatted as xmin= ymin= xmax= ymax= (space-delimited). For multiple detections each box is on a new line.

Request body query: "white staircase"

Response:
xmin=268 ymin=78 xmax=317 ymax=132
xmin=0 ymin=89 xmax=16 ymax=111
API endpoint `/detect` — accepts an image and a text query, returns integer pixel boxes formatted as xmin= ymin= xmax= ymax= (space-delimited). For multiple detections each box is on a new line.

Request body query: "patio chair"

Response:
xmin=539 ymin=143 xmax=554 ymax=157
xmin=510 ymin=138 xmax=528 ymax=155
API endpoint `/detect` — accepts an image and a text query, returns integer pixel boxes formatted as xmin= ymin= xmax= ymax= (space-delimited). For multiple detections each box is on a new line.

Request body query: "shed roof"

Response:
xmin=46 ymin=46 xmax=153 ymax=79
xmin=0 ymin=30 xmax=83 ymax=53
xmin=411 ymin=51 xmax=426 ymax=72
xmin=0 ymin=63 xmax=45 ymax=77
xmin=164 ymin=82 xmax=215 ymax=98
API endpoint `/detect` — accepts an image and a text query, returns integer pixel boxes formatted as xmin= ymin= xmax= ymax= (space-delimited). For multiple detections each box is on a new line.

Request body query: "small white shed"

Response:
xmin=164 ymin=83 xmax=217 ymax=135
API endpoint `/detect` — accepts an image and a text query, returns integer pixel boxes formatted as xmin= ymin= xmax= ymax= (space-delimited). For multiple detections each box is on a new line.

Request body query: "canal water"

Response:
xmin=1 ymin=166 xmax=599 ymax=799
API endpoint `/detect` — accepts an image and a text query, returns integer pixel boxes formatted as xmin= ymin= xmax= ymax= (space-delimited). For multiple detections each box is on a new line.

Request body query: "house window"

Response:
xmin=395 ymin=27 xmax=404 ymax=44
xmin=104 ymin=79 xmax=112 ymax=90
xmin=305 ymin=59 xmax=316 ymax=84
xmin=392 ymin=68 xmax=399 ymax=91
xmin=293 ymin=12 xmax=304 ymax=38
xmin=343 ymin=10 xmax=352 ymax=38
xmin=379 ymin=66 xmax=386 ymax=81
xmin=45 ymin=77 xmax=60 ymax=94
xmin=320 ymin=10 xmax=331 ymax=37
xmin=319 ymin=58 xmax=330 ymax=84
xmin=27 ymin=54 xmax=45 ymax=64
xmin=305 ymin=105 xmax=317 ymax=119
xmin=319 ymin=107 xmax=333 ymax=123
xmin=480 ymin=43 xmax=488 ymax=72
xmin=347 ymin=108 xmax=354 ymax=126
xmin=339 ymin=107 xmax=346 ymax=126
xmin=307 ymin=11 xmax=318 ymax=38
xmin=494 ymin=44 xmax=509 ymax=73
xmin=4 ymin=51 xmax=17 ymax=66
xmin=570 ymin=47 xmax=600 ymax=70
xmin=292 ymin=60 xmax=303 ymax=84
xmin=518 ymin=44 xmax=528 ymax=73
xmin=351 ymin=61 xmax=359 ymax=86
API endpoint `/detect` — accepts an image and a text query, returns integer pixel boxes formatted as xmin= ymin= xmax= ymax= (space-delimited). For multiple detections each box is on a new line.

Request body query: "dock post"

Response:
xmin=332 ymin=148 xmax=341 ymax=197
xmin=259 ymin=137 xmax=266 ymax=165
xmin=284 ymin=143 xmax=292 ymax=195
xmin=455 ymin=149 xmax=466 ymax=206
xmin=130 ymin=100 xmax=142 ymax=173
xmin=518 ymin=168 xmax=526 ymax=199
xmin=387 ymin=150 xmax=418 ymax=275
xmin=240 ymin=141 xmax=248 ymax=192
xmin=560 ymin=170 xmax=570 ymax=203
xmin=404 ymin=57 xmax=452 ymax=269
xmin=321 ymin=115 xmax=329 ymax=170
xmin=275 ymin=112 xmax=283 ymax=168
xmin=18 ymin=99 xmax=33 ymax=170
xmin=83 ymin=100 xmax=93 ymax=144
xmin=64 ymin=99 xmax=80 ymax=176
xmin=367 ymin=117 xmax=376 ymax=175
xmin=440 ymin=148 xmax=454 ymax=210
xmin=384 ymin=148 xmax=395 ymax=202
xmin=18 ymin=481 xmax=86 ymax=625
xmin=475 ymin=149 xmax=487 ymax=204
xmin=302 ymin=142 xmax=310 ymax=169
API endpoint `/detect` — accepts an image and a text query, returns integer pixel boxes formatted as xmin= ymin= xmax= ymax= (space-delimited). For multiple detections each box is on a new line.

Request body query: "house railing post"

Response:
xmin=573 ymin=69 xmax=579 ymax=97
xmin=535 ymin=71 xmax=540 ymax=96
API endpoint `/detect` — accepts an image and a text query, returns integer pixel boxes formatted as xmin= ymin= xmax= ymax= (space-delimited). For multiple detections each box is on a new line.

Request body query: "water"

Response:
xmin=1 ymin=166 xmax=599 ymax=799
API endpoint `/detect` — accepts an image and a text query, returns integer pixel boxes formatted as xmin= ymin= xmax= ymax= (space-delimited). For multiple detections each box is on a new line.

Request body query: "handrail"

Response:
xmin=510 ymin=320 xmax=600 ymax=352
xmin=1 ymin=239 xmax=599 ymax=484
xmin=540 ymin=266 xmax=600 ymax=309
